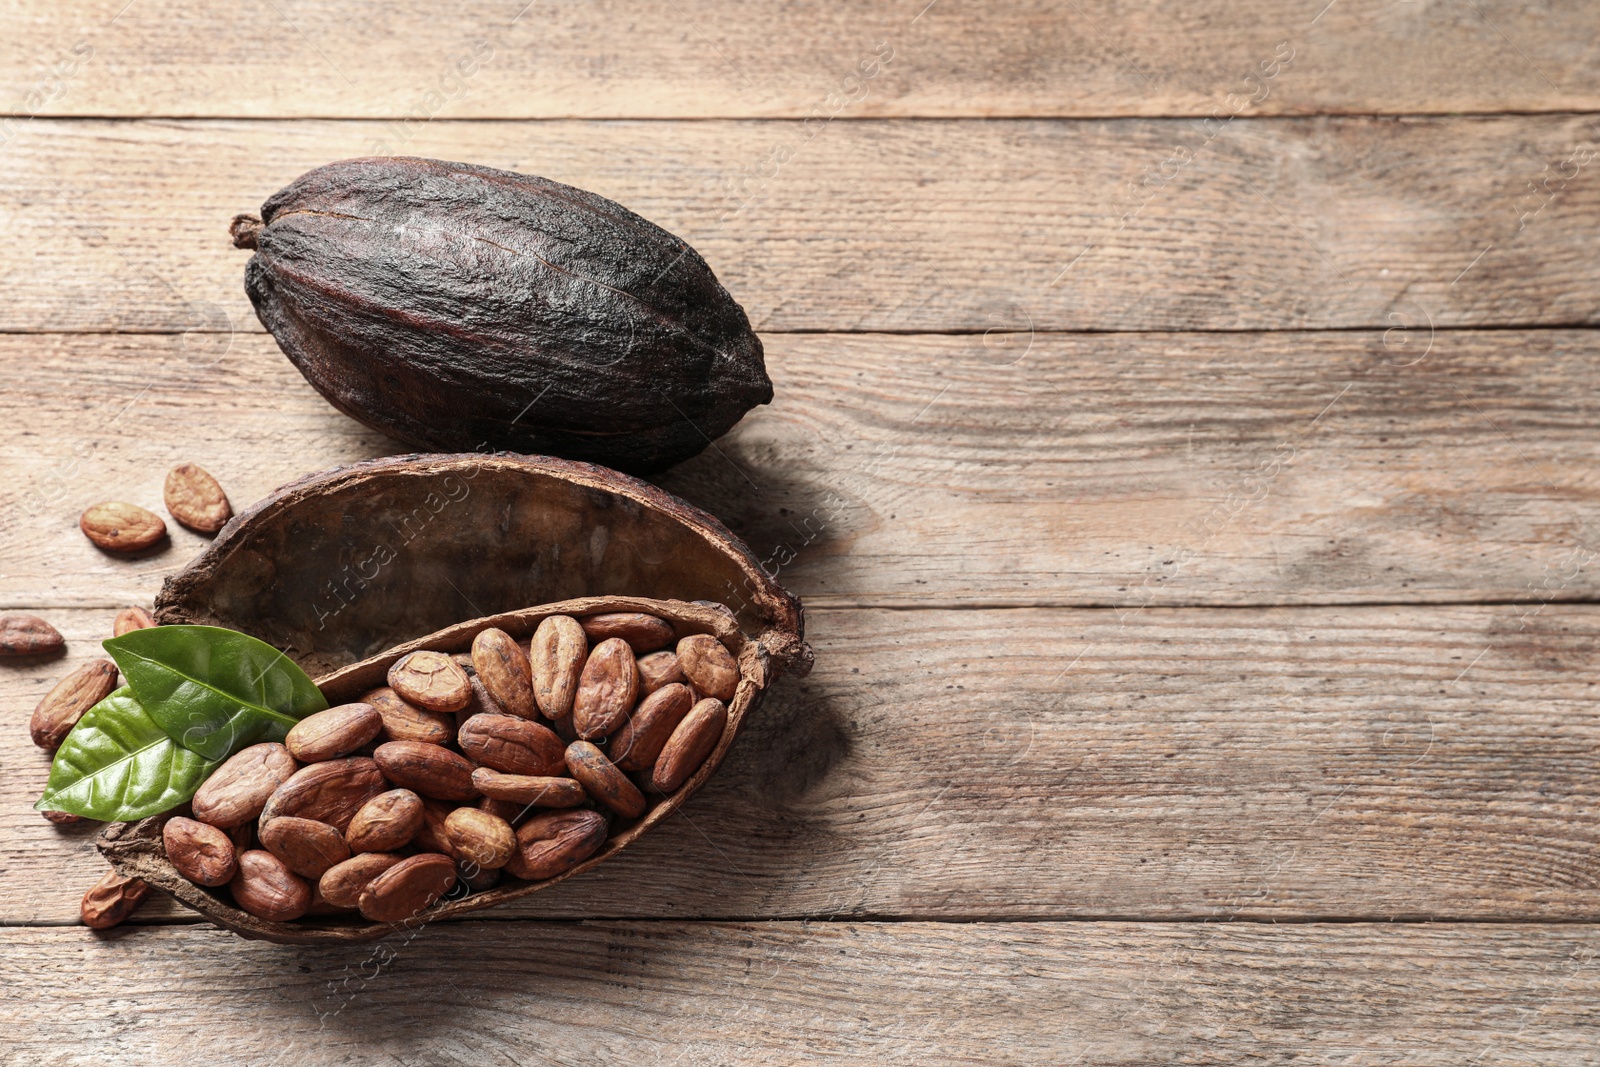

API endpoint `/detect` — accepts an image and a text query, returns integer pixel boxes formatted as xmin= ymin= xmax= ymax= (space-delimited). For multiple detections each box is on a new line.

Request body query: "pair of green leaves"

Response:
xmin=35 ymin=626 xmax=328 ymax=821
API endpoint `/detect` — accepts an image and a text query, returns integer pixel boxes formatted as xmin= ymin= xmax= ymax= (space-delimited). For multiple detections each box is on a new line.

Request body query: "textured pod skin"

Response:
xmin=236 ymin=157 xmax=772 ymax=473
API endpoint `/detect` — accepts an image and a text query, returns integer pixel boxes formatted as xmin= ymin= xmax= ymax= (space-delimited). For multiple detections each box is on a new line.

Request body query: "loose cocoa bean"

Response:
xmin=79 ymin=501 xmax=167 ymax=553
xmin=193 ymin=742 xmax=297 ymax=828
xmin=611 ymin=682 xmax=695 ymax=772
xmin=41 ymin=809 xmax=87 ymax=826
xmin=442 ymin=807 xmax=517 ymax=870
xmin=471 ymin=768 xmax=587 ymax=808
xmin=319 ymin=852 xmax=407 ymax=908
xmin=530 ymin=615 xmax=585 ymax=719
xmin=284 ymin=702 xmax=382 ymax=762
xmin=636 ymin=650 xmax=685 ymax=694
xmin=0 ymin=614 xmax=63 ymax=656
xmin=573 ymin=638 xmax=639 ymax=740
xmin=345 ymin=788 xmax=424 ymax=853
xmin=676 ymin=634 xmax=739 ymax=701
xmin=566 ymin=740 xmax=646 ymax=819
xmin=363 ymin=685 xmax=456 ymax=745
xmin=652 ymin=697 xmax=728 ymax=793
xmin=163 ymin=816 xmax=238 ymax=886
xmin=580 ymin=612 xmax=674 ymax=653
xmin=163 ymin=462 xmax=233 ymax=534
xmin=111 ymin=606 xmax=156 ymax=637
xmin=81 ymin=869 xmax=150 ymax=930
xmin=258 ymin=757 xmax=386 ymax=833
xmin=456 ymin=713 xmax=565 ymax=776
xmin=230 ymin=850 xmax=310 ymax=921
xmin=373 ymin=741 xmax=477 ymax=801
xmin=471 ymin=627 xmax=535 ymax=718
xmin=505 ymin=809 xmax=608 ymax=882
xmin=259 ymin=815 xmax=352 ymax=879
xmin=387 ymin=650 xmax=471 ymax=712
xmin=358 ymin=852 xmax=457 ymax=922
xmin=30 ymin=658 xmax=119 ymax=750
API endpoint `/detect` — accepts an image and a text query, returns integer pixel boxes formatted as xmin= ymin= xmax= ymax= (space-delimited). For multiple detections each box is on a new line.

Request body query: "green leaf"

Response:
xmin=35 ymin=687 xmax=222 ymax=821
xmin=104 ymin=624 xmax=328 ymax=761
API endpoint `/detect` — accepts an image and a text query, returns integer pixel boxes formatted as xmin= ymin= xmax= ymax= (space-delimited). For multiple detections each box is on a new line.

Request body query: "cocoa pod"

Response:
xmin=81 ymin=869 xmax=151 ymax=929
xmin=284 ymin=702 xmax=382 ymax=762
xmin=318 ymin=852 xmax=406 ymax=908
xmin=676 ymin=634 xmax=739 ymax=701
xmin=363 ymin=685 xmax=456 ymax=745
xmin=387 ymin=650 xmax=472 ymax=712
xmin=471 ymin=768 xmax=587 ymax=809
xmin=80 ymin=501 xmax=167 ymax=553
xmin=358 ymin=852 xmax=457 ymax=922
xmin=456 ymin=713 xmax=565 ymax=776
xmin=572 ymin=638 xmax=639 ymax=740
xmin=580 ymin=612 xmax=674 ymax=653
xmin=345 ymin=788 xmax=424 ymax=853
xmin=163 ymin=816 xmax=238 ymax=886
xmin=163 ymin=463 xmax=233 ymax=534
xmin=258 ymin=757 xmax=386 ymax=833
xmin=193 ymin=742 xmax=297 ymax=828
xmin=0 ymin=614 xmax=63 ymax=656
xmin=230 ymin=850 xmax=310 ymax=921
xmin=373 ymin=741 xmax=478 ymax=801
xmin=611 ymin=682 xmax=695 ymax=772
xmin=565 ymin=740 xmax=646 ymax=819
xmin=234 ymin=156 xmax=771 ymax=473
xmin=111 ymin=606 xmax=156 ymax=636
xmin=471 ymin=627 xmax=535 ymax=718
xmin=653 ymin=697 xmax=728 ymax=792
xmin=30 ymin=659 xmax=119 ymax=750
xmin=530 ymin=615 xmax=585 ymax=720
xmin=259 ymin=815 xmax=352 ymax=879
xmin=505 ymin=809 xmax=608 ymax=882
xmin=442 ymin=807 xmax=517 ymax=870
xmin=636 ymin=650 xmax=685 ymax=695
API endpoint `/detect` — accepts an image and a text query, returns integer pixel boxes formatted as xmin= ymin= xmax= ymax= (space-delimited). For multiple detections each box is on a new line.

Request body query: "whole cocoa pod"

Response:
xmin=231 ymin=157 xmax=771 ymax=473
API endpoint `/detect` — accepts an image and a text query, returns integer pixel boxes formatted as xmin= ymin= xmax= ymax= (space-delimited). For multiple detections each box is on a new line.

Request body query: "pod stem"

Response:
xmin=229 ymin=213 xmax=263 ymax=249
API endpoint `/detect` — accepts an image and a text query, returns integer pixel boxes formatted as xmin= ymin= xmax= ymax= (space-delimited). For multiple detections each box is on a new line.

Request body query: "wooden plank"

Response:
xmin=0 ymin=115 xmax=1597 ymax=333
xmin=3 ymin=920 xmax=1598 ymax=1063
xmin=4 ymin=1 xmax=1598 ymax=119
xmin=6 ymin=330 xmax=1600 ymax=609
xmin=7 ymin=604 xmax=1600 ymax=925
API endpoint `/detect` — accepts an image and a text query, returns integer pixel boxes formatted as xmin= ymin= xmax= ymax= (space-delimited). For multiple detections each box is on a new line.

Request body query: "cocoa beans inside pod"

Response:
xmin=611 ymin=682 xmax=696 ymax=772
xmin=471 ymin=768 xmax=587 ymax=809
xmin=163 ymin=816 xmax=238 ymax=887
xmin=30 ymin=658 xmax=119 ymax=750
xmin=456 ymin=713 xmax=565 ymax=777
xmin=387 ymin=650 xmax=472 ymax=713
xmin=505 ymin=809 xmax=609 ymax=882
xmin=345 ymin=789 xmax=424 ymax=853
xmin=0 ymin=613 xmax=64 ymax=656
xmin=530 ymin=614 xmax=586 ymax=721
xmin=635 ymin=650 xmax=685 ymax=695
xmin=284 ymin=702 xmax=382 ymax=762
xmin=358 ymin=853 xmax=457 ymax=923
xmin=233 ymin=157 xmax=772 ymax=474
xmin=230 ymin=850 xmax=311 ymax=922
xmin=193 ymin=742 xmax=297 ymax=829
xmin=470 ymin=627 xmax=535 ymax=718
xmin=653 ymin=697 xmax=729 ymax=793
xmin=676 ymin=634 xmax=739 ymax=702
xmin=579 ymin=612 xmax=675 ymax=653
xmin=572 ymin=638 xmax=639 ymax=740
xmin=259 ymin=757 xmax=387 ymax=833
xmin=565 ymin=740 xmax=646 ymax=819
xmin=319 ymin=852 xmax=407 ymax=909
xmin=373 ymin=741 xmax=478 ymax=802
xmin=259 ymin=816 xmax=352 ymax=880
xmin=441 ymin=808 xmax=517 ymax=870
xmin=363 ymin=685 xmax=456 ymax=746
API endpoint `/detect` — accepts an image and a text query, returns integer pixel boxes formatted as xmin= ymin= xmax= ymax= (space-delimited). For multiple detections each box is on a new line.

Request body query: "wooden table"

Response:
xmin=3 ymin=2 xmax=1599 ymax=1062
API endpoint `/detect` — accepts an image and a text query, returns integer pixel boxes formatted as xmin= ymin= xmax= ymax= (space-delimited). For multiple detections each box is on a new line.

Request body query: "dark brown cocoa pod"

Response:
xmin=233 ymin=157 xmax=771 ymax=474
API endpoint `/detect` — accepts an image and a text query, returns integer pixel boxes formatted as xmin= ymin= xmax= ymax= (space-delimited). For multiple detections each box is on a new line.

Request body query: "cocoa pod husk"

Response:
xmin=192 ymin=742 xmax=297 ymax=829
xmin=572 ymin=638 xmax=639 ymax=740
xmin=30 ymin=659 xmax=119 ymax=750
xmin=0 ymin=614 xmax=64 ymax=656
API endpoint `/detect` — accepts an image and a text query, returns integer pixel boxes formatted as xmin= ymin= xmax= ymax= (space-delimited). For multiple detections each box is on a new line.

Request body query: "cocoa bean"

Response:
xmin=0 ymin=614 xmax=63 ymax=656
xmin=259 ymin=815 xmax=351 ymax=879
xmin=478 ymin=795 xmax=527 ymax=823
xmin=505 ymin=809 xmax=608 ymax=882
xmin=318 ymin=852 xmax=406 ymax=908
xmin=163 ymin=463 xmax=233 ymax=534
xmin=358 ymin=852 xmax=457 ymax=922
xmin=457 ymin=859 xmax=501 ymax=893
xmin=163 ymin=816 xmax=238 ymax=886
xmin=387 ymin=650 xmax=472 ymax=712
xmin=258 ymin=757 xmax=386 ymax=833
xmin=193 ymin=742 xmax=297 ymax=828
xmin=41 ymin=809 xmax=87 ymax=826
xmin=470 ymin=768 xmax=587 ymax=808
xmin=230 ymin=850 xmax=310 ymax=921
xmin=565 ymin=740 xmax=645 ymax=819
xmin=284 ymin=702 xmax=382 ymax=762
xmin=580 ymin=612 xmax=674 ymax=653
xmin=306 ymin=882 xmax=353 ymax=915
xmin=345 ymin=788 xmax=424 ymax=853
xmin=79 ymin=501 xmax=166 ymax=553
xmin=611 ymin=682 xmax=695 ymax=772
xmin=530 ymin=615 xmax=586 ymax=720
xmin=471 ymin=627 xmax=535 ymax=718
xmin=676 ymin=634 xmax=739 ymax=701
xmin=442 ymin=807 xmax=517 ymax=870
xmin=81 ymin=869 xmax=150 ymax=929
xmin=572 ymin=638 xmax=639 ymax=740
xmin=373 ymin=741 xmax=477 ymax=801
xmin=363 ymin=685 xmax=456 ymax=745
xmin=413 ymin=798 xmax=459 ymax=857
xmin=652 ymin=697 xmax=728 ymax=792
xmin=111 ymin=606 xmax=156 ymax=637
xmin=456 ymin=713 xmax=565 ymax=777
xmin=636 ymin=650 xmax=685 ymax=694
xmin=30 ymin=659 xmax=119 ymax=750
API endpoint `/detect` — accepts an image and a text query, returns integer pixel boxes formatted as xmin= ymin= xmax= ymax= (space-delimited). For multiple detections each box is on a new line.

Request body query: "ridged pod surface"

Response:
xmin=233 ymin=157 xmax=772 ymax=473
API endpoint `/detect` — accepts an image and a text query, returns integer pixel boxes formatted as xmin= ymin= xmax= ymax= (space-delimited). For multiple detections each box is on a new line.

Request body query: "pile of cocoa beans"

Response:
xmin=164 ymin=610 xmax=738 ymax=924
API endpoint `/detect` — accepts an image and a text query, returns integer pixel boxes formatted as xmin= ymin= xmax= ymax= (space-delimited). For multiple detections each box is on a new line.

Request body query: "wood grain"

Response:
xmin=6 ymin=330 xmax=1600 ymax=609
xmin=1 ymin=116 xmax=1597 ymax=333
xmin=8 ymin=603 xmax=1600 ymax=926
xmin=3 ymin=920 xmax=1598 ymax=1064
xmin=3 ymin=1 xmax=1597 ymax=119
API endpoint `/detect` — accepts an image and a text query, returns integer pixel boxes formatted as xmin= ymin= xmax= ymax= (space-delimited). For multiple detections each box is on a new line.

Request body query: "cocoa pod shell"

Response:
xmin=235 ymin=156 xmax=771 ymax=474
xmin=0 ymin=613 xmax=64 ymax=656
xmin=30 ymin=659 xmax=119 ymax=750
